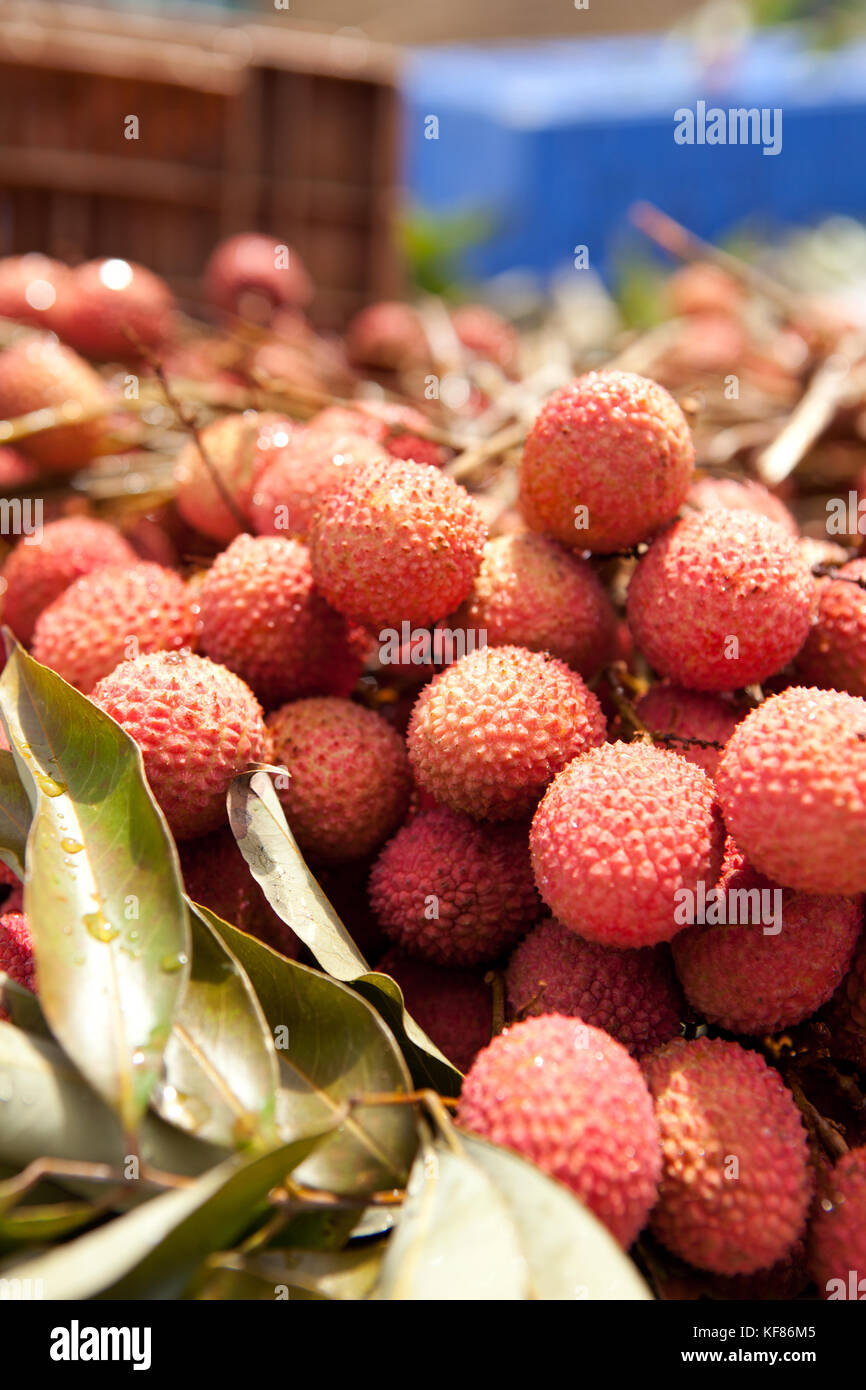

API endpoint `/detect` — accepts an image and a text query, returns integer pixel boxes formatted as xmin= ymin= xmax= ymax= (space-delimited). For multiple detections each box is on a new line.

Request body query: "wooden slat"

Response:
xmin=0 ymin=148 xmax=223 ymax=206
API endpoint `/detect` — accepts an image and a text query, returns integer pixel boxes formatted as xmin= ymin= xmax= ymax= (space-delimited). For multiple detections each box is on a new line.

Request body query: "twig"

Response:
xmin=756 ymin=336 xmax=866 ymax=486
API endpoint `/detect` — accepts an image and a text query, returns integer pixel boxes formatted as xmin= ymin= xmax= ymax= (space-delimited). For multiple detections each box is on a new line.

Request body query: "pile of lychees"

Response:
xmin=0 ymin=236 xmax=865 ymax=1300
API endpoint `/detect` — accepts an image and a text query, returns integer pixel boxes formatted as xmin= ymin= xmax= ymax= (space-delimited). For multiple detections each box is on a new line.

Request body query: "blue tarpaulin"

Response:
xmin=402 ymin=30 xmax=866 ymax=282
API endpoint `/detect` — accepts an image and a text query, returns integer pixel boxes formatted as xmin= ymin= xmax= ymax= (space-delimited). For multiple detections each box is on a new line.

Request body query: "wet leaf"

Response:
xmin=154 ymin=906 xmax=280 ymax=1150
xmin=228 ymin=771 xmax=462 ymax=1094
xmin=4 ymin=1126 xmax=338 ymax=1300
xmin=0 ymin=642 xmax=190 ymax=1133
xmin=0 ymin=1021 xmax=221 ymax=1186
xmin=204 ymin=909 xmax=417 ymax=1198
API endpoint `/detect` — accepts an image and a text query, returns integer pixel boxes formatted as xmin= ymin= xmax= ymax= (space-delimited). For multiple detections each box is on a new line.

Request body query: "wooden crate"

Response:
xmin=0 ymin=2 xmax=403 ymax=327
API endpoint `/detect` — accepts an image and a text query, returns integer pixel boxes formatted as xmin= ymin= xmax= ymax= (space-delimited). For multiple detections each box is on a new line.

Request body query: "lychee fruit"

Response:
xmin=444 ymin=533 xmax=617 ymax=679
xmin=626 ymin=511 xmax=815 ymax=691
xmin=308 ymin=401 xmax=449 ymax=470
xmin=505 ymin=918 xmax=683 ymax=1058
xmin=0 ymin=445 xmax=39 ymax=489
xmin=267 ymin=696 xmax=411 ymax=862
xmin=407 ymin=645 xmax=606 ymax=821
xmin=344 ymin=301 xmax=429 ymax=372
xmin=204 ymin=233 xmax=313 ymax=322
xmin=91 ymin=651 xmax=269 ymax=839
xmin=715 ymin=686 xmax=866 ymax=894
xmin=795 ymin=558 xmax=866 ymax=697
xmin=0 ymin=337 xmax=114 ymax=472
xmin=179 ymin=828 xmax=301 ymax=959
xmin=686 ymin=475 xmax=797 ymax=536
xmin=198 ymin=535 xmax=362 ymax=708
xmin=0 ymin=911 xmax=35 ymax=1019
xmin=633 ymin=683 xmax=743 ymax=779
xmin=671 ymin=839 xmax=863 ymax=1034
xmin=2 ymin=516 xmax=136 ymax=645
xmin=809 ymin=1147 xmax=866 ymax=1299
xmin=0 ymin=254 xmax=68 ymax=329
xmin=457 ymin=1014 xmax=662 ymax=1247
xmin=822 ymin=930 xmax=866 ymax=1069
xmin=667 ymin=262 xmax=744 ymax=317
xmin=32 ymin=562 xmax=197 ymax=692
xmin=52 ymin=258 xmax=176 ymax=360
xmin=249 ymin=431 xmax=388 ymax=540
xmin=530 ymin=742 xmax=725 ymax=947
xmin=519 ymin=370 xmax=694 ymax=553
xmin=310 ymin=456 xmax=486 ymax=629
xmin=376 ymin=948 xmax=492 ymax=1073
xmin=643 ymin=1036 xmax=813 ymax=1275
xmin=174 ymin=412 xmax=298 ymax=544
xmin=451 ymin=303 xmax=519 ymax=375
xmin=369 ymin=805 xmax=542 ymax=966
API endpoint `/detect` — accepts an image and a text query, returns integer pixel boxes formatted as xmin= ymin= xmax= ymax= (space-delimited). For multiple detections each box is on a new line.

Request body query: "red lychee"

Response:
xmin=530 ymin=741 xmax=725 ymax=947
xmin=376 ymin=948 xmax=492 ymax=1073
xmin=519 ymin=370 xmax=694 ymax=552
xmin=204 ymin=233 xmax=313 ymax=322
xmin=0 ymin=337 xmax=114 ymax=472
xmin=407 ymin=645 xmax=607 ymax=821
xmin=2 ymin=516 xmax=136 ymax=645
xmin=634 ymin=683 xmax=743 ymax=779
xmin=369 ymin=805 xmax=541 ymax=966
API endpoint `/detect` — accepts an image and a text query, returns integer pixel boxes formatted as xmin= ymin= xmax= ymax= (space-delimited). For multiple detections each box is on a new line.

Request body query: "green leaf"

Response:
xmin=227 ymin=771 xmax=462 ymax=1094
xmin=373 ymin=1135 xmax=529 ymax=1301
xmin=235 ymin=1244 xmax=385 ymax=1301
xmin=0 ymin=1199 xmax=98 ymax=1251
xmin=0 ymin=973 xmax=48 ymax=1038
xmin=3 ymin=1128 xmax=337 ymax=1300
xmin=154 ymin=906 xmax=280 ymax=1150
xmin=0 ymin=749 xmax=30 ymax=878
xmin=0 ymin=1021 xmax=222 ymax=1185
xmin=0 ymin=641 xmax=191 ymax=1133
xmin=373 ymin=1127 xmax=654 ymax=1301
xmin=461 ymin=1134 xmax=653 ymax=1301
xmin=204 ymin=909 xmax=417 ymax=1198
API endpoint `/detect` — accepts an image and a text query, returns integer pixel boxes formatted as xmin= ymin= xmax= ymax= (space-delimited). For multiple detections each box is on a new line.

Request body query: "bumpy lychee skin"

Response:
xmin=715 ymin=686 xmax=866 ymax=894
xmin=795 ymin=558 xmax=866 ymax=697
xmin=686 ymin=475 xmax=797 ymax=536
xmin=267 ymin=697 xmax=411 ymax=862
xmin=249 ymin=431 xmax=388 ymax=539
xmin=506 ymin=918 xmax=682 ymax=1057
xmin=2 ymin=517 xmax=136 ymax=645
xmin=822 ymin=930 xmax=866 ymax=1068
xmin=52 ymin=259 xmax=176 ymax=360
xmin=174 ymin=412 xmax=297 ymax=544
xmin=634 ymin=684 xmax=743 ymax=779
xmin=91 ymin=651 xmax=269 ymax=839
xmin=627 ymin=512 xmax=814 ymax=692
xmin=309 ymin=401 xmax=449 ymax=470
xmin=0 ymin=337 xmax=113 ymax=472
xmin=204 ymin=233 xmax=313 ymax=321
xmin=519 ymin=370 xmax=694 ymax=553
xmin=0 ymin=911 xmax=35 ymax=1019
xmin=810 ymin=1148 xmax=866 ymax=1298
xmin=369 ymin=806 xmax=541 ymax=966
xmin=377 ymin=948 xmax=492 ymax=1073
xmin=643 ymin=1037 xmax=813 ymax=1275
xmin=32 ymin=562 xmax=197 ymax=693
xmin=310 ymin=457 xmax=486 ymax=629
xmin=198 ymin=536 xmax=360 ymax=709
xmin=408 ymin=646 xmax=607 ymax=821
xmin=180 ymin=829 xmax=301 ymax=959
xmin=672 ymin=839 xmax=863 ymax=1035
xmin=445 ymin=534 xmax=617 ymax=679
xmin=457 ymin=1014 xmax=662 ymax=1247
xmin=531 ymin=742 xmax=724 ymax=947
